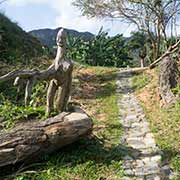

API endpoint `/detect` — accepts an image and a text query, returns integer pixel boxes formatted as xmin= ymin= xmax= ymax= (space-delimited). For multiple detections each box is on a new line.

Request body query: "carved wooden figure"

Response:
xmin=46 ymin=28 xmax=73 ymax=114
xmin=0 ymin=28 xmax=73 ymax=115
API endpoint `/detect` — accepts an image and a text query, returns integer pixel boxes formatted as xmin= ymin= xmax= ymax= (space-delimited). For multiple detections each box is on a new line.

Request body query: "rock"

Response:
xmin=168 ymin=171 xmax=179 ymax=179
xmin=0 ymin=117 xmax=4 ymax=123
xmin=123 ymin=155 xmax=134 ymax=160
xmin=135 ymin=159 xmax=145 ymax=167
xmin=125 ymin=115 xmax=138 ymax=121
xmin=131 ymin=150 xmax=141 ymax=158
xmin=72 ymin=78 xmax=80 ymax=84
xmin=122 ymin=177 xmax=132 ymax=180
xmin=124 ymin=168 xmax=134 ymax=176
xmin=150 ymin=155 xmax=161 ymax=163
xmin=123 ymin=160 xmax=133 ymax=169
xmin=134 ymin=167 xmax=145 ymax=176
xmin=161 ymin=165 xmax=171 ymax=176
xmin=146 ymin=175 xmax=161 ymax=180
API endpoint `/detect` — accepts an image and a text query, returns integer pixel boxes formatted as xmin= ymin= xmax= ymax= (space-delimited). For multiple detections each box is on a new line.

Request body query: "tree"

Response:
xmin=107 ymin=34 xmax=132 ymax=67
xmin=66 ymin=27 xmax=132 ymax=67
xmin=127 ymin=31 xmax=150 ymax=67
xmin=73 ymin=0 xmax=180 ymax=61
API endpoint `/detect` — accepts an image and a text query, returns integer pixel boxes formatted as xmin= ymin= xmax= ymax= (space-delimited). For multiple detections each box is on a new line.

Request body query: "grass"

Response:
xmin=132 ymin=69 xmax=180 ymax=180
xmin=0 ymin=80 xmax=48 ymax=129
xmin=0 ymin=66 xmax=124 ymax=180
xmin=131 ymin=72 xmax=150 ymax=90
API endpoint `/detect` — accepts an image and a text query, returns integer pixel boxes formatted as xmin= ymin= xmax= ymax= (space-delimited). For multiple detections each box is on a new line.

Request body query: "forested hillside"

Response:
xmin=0 ymin=12 xmax=44 ymax=65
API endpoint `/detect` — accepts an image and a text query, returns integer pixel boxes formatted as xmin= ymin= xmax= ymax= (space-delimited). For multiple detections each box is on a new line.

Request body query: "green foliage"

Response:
xmin=0 ymin=81 xmax=50 ymax=129
xmin=30 ymin=81 xmax=48 ymax=106
xmin=172 ymin=155 xmax=180 ymax=173
xmin=172 ymin=84 xmax=180 ymax=95
xmin=66 ymin=29 xmax=170 ymax=68
xmin=0 ymin=12 xmax=45 ymax=64
xmin=127 ymin=31 xmax=153 ymax=65
xmin=0 ymin=81 xmax=19 ymax=102
xmin=67 ymin=28 xmax=132 ymax=67
xmin=132 ymin=72 xmax=150 ymax=90
xmin=0 ymin=95 xmax=45 ymax=129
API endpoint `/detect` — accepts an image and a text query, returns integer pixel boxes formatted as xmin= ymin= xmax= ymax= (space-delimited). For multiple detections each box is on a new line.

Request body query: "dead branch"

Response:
xmin=149 ymin=40 xmax=180 ymax=69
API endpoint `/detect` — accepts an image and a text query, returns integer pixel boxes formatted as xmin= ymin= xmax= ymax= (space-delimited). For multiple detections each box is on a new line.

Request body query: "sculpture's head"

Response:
xmin=56 ymin=28 xmax=67 ymax=47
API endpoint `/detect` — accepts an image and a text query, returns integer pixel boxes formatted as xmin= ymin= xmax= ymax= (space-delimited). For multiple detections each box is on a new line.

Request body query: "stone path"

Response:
xmin=116 ymin=70 xmax=171 ymax=180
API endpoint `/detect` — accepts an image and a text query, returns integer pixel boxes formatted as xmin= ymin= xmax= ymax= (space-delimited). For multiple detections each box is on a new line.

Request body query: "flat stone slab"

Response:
xmin=116 ymin=70 xmax=171 ymax=180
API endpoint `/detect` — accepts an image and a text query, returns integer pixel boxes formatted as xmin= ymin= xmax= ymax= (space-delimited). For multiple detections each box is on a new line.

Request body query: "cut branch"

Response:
xmin=149 ymin=40 xmax=180 ymax=69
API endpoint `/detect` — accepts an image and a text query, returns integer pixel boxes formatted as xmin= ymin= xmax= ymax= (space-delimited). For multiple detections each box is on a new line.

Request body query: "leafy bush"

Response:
xmin=66 ymin=28 xmax=132 ymax=67
xmin=0 ymin=95 xmax=45 ymax=129
xmin=0 ymin=81 xmax=50 ymax=129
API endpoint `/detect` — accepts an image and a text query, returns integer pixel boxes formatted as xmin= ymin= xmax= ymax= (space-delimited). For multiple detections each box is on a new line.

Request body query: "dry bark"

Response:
xmin=159 ymin=56 xmax=180 ymax=106
xmin=140 ymin=58 xmax=145 ymax=68
xmin=0 ymin=110 xmax=93 ymax=168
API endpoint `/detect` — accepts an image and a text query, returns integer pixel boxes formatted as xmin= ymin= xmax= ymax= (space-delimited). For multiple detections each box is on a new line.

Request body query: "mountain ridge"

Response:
xmin=29 ymin=27 xmax=94 ymax=48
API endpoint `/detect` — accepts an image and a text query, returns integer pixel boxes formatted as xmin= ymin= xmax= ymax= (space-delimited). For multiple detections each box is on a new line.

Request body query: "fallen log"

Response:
xmin=0 ymin=109 xmax=93 ymax=168
xmin=119 ymin=67 xmax=149 ymax=73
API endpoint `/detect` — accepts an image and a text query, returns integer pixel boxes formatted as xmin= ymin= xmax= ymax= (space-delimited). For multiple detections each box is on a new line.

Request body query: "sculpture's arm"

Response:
xmin=0 ymin=70 xmax=39 ymax=82
xmin=0 ymin=66 xmax=56 ymax=83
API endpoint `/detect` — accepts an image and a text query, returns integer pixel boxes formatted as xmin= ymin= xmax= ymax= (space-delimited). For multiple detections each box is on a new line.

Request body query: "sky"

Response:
xmin=0 ymin=0 xmax=136 ymax=36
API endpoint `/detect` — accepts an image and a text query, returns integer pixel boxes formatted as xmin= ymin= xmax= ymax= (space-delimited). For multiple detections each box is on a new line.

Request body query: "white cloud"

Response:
xmin=8 ymin=0 xmax=49 ymax=6
xmin=7 ymin=0 xmax=136 ymax=36
xmin=51 ymin=0 xmax=104 ymax=33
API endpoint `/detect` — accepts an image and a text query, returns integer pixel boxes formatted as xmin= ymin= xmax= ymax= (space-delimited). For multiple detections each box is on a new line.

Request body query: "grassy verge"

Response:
xmin=0 ymin=66 xmax=124 ymax=180
xmin=132 ymin=70 xmax=180 ymax=180
xmin=131 ymin=72 xmax=150 ymax=90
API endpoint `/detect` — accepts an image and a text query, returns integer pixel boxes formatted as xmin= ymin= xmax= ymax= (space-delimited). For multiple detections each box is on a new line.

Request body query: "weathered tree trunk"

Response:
xmin=0 ymin=110 xmax=93 ymax=168
xmin=140 ymin=58 xmax=145 ymax=68
xmin=152 ymin=41 xmax=159 ymax=61
xmin=159 ymin=56 xmax=179 ymax=106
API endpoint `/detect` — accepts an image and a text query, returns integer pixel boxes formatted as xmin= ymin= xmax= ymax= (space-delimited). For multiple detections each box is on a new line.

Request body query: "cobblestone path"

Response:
xmin=116 ymin=71 xmax=171 ymax=180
